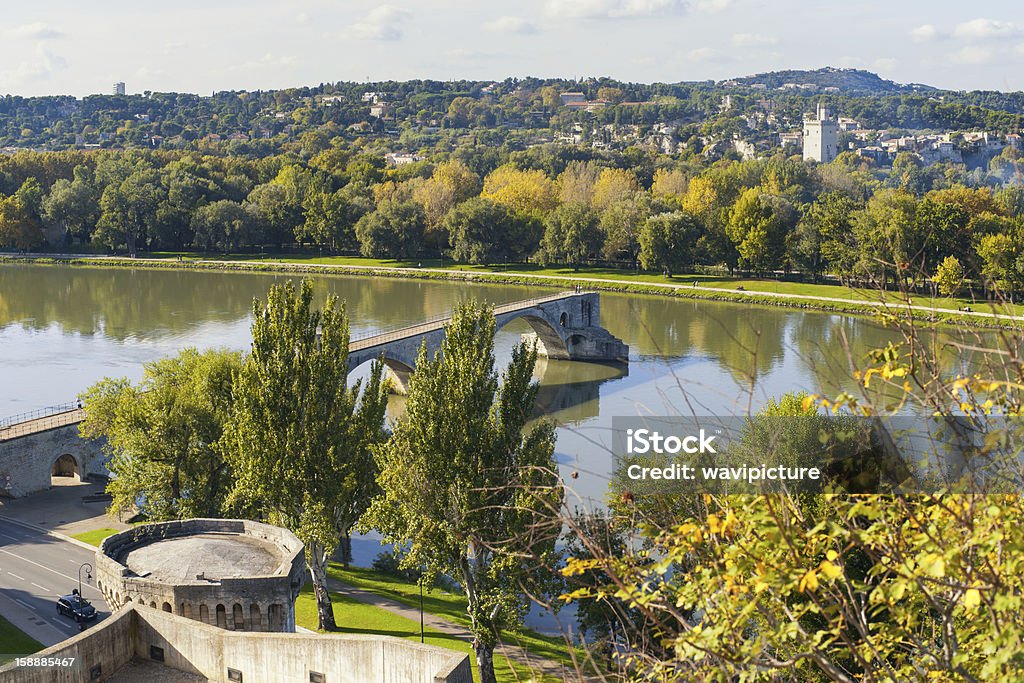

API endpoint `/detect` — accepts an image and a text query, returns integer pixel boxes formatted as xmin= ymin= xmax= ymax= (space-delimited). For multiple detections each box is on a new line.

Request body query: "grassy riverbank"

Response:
xmin=4 ymin=252 xmax=1022 ymax=327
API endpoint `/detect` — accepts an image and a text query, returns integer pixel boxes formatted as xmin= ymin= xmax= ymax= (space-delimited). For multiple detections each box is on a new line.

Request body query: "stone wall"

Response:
xmin=96 ymin=519 xmax=306 ymax=633
xmin=0 ymin=605 xmax=473 ymax=683
xmin=0 ymin=424 xmax=107 ymax=498
xmin=0 ymin=604 xmax=135 ymax=683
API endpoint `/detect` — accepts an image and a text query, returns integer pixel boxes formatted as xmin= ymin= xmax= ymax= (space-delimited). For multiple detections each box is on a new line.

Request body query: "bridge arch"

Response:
xmin=496 ymin=313 xmax=571 ymax=360
xmin=51 ymin=453 xmax=81 ymax=482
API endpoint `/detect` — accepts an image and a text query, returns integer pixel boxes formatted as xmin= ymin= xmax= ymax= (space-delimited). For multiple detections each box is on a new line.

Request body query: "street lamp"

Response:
xmin=418 ymin=573 xmax=425 ymax=644
xmin=78 ymin=562 xmax=93 ymax=599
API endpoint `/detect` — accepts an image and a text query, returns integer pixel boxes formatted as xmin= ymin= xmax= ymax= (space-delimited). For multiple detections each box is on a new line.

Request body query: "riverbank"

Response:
xmin=4 ymin=252 xmax=1022 ymax=328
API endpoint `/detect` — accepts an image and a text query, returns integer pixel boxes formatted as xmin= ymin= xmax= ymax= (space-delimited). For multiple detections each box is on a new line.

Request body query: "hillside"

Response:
xmin=722 ymin=68 xmax=936 ymax=94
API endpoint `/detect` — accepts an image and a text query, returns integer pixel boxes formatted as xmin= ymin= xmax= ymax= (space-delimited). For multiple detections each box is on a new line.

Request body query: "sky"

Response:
xmin=2 ymin=0 xmax=1024 ymax=97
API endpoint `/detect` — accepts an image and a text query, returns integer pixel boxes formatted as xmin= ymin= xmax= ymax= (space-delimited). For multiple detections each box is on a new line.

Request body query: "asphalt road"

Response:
xmin=0 ymin=519 xmax=109 ymax=648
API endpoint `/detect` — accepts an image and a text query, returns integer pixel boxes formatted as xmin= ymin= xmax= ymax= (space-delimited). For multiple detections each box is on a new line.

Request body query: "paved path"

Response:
xmin=0 ymin=408 xmax=84 ymax=441
xmin=328 ymin=577 xmax=599 ymax=682
xmin=0 ymin=480 xmax=129 ymax=538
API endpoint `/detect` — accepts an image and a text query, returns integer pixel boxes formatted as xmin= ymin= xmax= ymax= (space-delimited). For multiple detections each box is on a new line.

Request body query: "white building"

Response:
xmin=803 ymin=102 xmax=838 ymax=163
xmin=113 ymin=82 xmax=126 ymax=96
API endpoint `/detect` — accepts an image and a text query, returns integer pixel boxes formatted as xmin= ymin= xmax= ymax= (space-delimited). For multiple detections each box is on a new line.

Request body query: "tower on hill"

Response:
xmin=803 ymin=101 xmax=838 ymax=163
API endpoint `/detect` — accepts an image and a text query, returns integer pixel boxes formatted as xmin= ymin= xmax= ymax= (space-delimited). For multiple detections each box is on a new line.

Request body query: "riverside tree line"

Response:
xmin=1 ymin=146 xmax=1023 ymax=294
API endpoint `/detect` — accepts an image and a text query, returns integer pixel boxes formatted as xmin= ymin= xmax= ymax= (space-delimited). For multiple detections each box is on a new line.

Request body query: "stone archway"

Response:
xmin=501 ymin=314 xmax=571 ymax=360
xmin=51 ymin=453 xmax=81 ymax=483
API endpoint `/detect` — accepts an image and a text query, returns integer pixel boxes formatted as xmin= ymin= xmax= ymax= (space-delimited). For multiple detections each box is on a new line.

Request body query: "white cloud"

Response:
xmin=952 ymin=45 xmax=996 ymax=65
xmin=732 ymin=32 xmax=776 ymax=47
xmin=687 ymin=47 xmax=714 ymax=61
xmin=874 ymin=57 xmax=898 ymax=72
xmin=693 ymin=0 xmax=731 ymax=12
xmin=0 ymin=43 xmax=68 ymax=90
xmin=483 ymin=16 xmax=537 ymax=34
xmin=9 ymin=22 xmax=64 ymax=40
xmin=910 ymin=24 xmax=943 ymax=43
xmin=348 ymin=6 xmax=411 ymax=41
xmin=544 ymin=0 xmax=686 ymax=20
xmin=228 ymin=54 xmax=299 ymax=72
xmin=953 ymin=18 xmax=1022 ymax=40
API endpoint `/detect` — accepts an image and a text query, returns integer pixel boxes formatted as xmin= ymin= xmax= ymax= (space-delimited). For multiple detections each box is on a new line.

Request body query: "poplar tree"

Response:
xmin=225 ymin=279 xmax=388 ymax=631
xmin=363 ymin=302 xmax=563 ymax=683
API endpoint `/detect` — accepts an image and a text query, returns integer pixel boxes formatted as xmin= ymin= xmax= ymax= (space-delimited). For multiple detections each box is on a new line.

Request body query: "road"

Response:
xmin=0 ymin=519 xmax=109 ymax=647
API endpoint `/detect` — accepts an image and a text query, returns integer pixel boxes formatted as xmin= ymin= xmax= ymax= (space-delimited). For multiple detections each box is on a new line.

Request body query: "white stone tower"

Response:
xmin=802 ymin=101 xmax=838 ymax=163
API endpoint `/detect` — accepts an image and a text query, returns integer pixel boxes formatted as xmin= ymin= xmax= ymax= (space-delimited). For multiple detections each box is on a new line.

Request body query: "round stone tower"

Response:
xmin=96 ymin=519 xmax=306 ymax=632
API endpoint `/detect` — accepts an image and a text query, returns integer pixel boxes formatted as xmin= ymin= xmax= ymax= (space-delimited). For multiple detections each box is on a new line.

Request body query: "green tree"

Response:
xmin=727 ymin=187 xmax=788 ymax=273
xmin=363 ymin=303 xmax=562 ymax=683
xmin=354 ymin=199 xmax=425 ymax=259
xmin=638 ymin=211 xmax=701 ymax=277
xmin=41 ymin=167 xmax=100 ymax=245
xmin=78 ymin=348 xmax=243 ymax=520
xmin=538 ymin=202 xmax=602 ymax=270
xmin=933 ymin=255 xmax=965 ymax=297
xmin=444 ymin=197 xmax=517 ymax=265
xmin=94 ymin=168 xmax=163 ymax=256
xmin=0 ymin=194 xmax=43 ymax=250
xmin=192 ymin=200 xmax=254 ymax=252
xmin=224 ymin=280 xmax=388 ymax=631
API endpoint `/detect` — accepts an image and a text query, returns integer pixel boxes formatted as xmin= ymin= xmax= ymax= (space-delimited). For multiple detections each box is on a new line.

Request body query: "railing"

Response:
xmin=350 ymin=291 xmax=580 ymax=349
xmin=0 ymin=407 xmax=85 ymax=441
xmin=0 ymin=401 xmax=82 ymax=429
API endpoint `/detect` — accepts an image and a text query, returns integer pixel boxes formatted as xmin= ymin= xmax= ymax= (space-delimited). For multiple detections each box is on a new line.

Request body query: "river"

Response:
xmin=0 ymin=262 xmax=986 ymax=631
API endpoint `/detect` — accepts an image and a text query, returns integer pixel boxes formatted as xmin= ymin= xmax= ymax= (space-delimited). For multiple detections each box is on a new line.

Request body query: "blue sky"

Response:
xmin=2 ymin=0 xmax=1023 ymax=96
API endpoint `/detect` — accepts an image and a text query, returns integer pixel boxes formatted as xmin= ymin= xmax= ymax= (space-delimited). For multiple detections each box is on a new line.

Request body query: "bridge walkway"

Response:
xmin=348 ymin=290 xmax=583 ymax=353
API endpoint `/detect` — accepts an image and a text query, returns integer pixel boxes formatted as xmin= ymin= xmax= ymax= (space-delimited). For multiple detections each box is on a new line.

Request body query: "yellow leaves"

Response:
xmin=963 ymin=588 xmax=981 ymax=610
xmin=799 ymin=569 xmax=819 ymax=592
xmin=801 ymin=394 xmax=819 ymax=412
xmin=819 ymin=560 xmax=842 ymax=581
xmin=560 ymin=558 xmax=600 ymax=577
xmin=918 ymin=553 xmax=946 ymax=579
xmin=826 ymin=549 xmax=838 ymax=562
xmin=559 ymin=587 xmax=593 ymax=602
xmin=706 ymin=510 xmax=737 ymax=537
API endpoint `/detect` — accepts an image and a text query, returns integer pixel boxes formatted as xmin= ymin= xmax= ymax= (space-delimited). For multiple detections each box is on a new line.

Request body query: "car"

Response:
xmin=56 ymin=593 xmax=97 ymax=622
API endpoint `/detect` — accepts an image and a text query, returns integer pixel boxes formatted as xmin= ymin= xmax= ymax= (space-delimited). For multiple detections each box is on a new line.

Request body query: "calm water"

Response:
xmin=0 ymin=262 xmax=988 ymax=633
xmin=0 ymin=262 xmax=985 ymax=506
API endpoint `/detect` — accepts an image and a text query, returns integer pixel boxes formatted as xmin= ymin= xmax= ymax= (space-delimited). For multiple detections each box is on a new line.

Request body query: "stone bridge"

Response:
xmin=0 ymin=291 xmax=626 ymax=497
xmin=347 ymin=290 xmax=628 ymax=393
xmin=0 ymin=406 xmax=107 ymax=499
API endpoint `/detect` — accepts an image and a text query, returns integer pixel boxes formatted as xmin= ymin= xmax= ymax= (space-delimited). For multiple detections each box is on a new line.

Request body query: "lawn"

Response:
xmin=327 ymin=564 xmax=592 ymax=677
xmin=294 ymin=586 xmax=565 ymax=683
xmin=139 ymin=252 xmax=1024 ymax=319
xmin=0 ymin=613 xmax=43 ymax=665
xmin=70 ymin=528 xmax=121 ymax=547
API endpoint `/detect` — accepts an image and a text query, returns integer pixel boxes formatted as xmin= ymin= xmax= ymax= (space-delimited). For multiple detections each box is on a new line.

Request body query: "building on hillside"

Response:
xmin=803 ymin=101 xmax=838 ymax=163
xmin=559 ymin=92 xmax=586 ymax=105
xmin=113 ymin=82 xmax=126 ymax=96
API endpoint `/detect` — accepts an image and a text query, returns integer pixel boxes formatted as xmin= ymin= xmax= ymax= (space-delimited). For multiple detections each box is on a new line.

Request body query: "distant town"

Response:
xmin=0 ymin=68 xmax=1020 ymax=185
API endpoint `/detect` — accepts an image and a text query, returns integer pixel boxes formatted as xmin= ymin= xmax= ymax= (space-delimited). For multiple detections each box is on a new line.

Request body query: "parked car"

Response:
xmin=56 ymin=592 xmax=97 ymax=622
